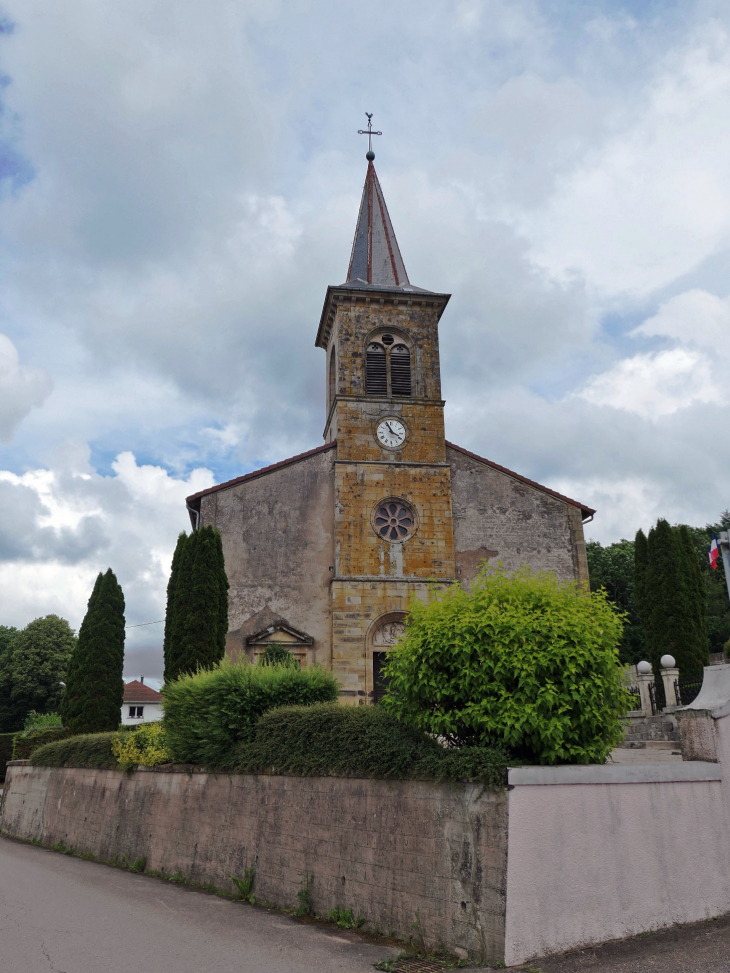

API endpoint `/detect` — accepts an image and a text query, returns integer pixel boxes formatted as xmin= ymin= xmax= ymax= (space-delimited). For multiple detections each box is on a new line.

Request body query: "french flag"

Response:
xmin=709 ymin=533 xmax=721 ymax=571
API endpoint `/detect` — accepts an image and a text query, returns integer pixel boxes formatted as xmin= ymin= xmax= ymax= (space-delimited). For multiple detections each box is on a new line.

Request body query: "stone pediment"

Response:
xmin=245 ymin=623 xmax=314 ymax=647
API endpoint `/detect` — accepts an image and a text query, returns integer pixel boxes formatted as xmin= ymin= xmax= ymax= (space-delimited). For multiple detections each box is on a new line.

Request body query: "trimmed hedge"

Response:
xmin=0 ymin=732 xmax=15 ymax=781
xmin=12 ymin=727 xmax=70 ymax=760
xmin=233 ymin=704 xmax=509 ymax=788
xmin=29 ymin=732 xmax=120 ymax=770
xmin=164 ymin=661 xmax=339 ymax=767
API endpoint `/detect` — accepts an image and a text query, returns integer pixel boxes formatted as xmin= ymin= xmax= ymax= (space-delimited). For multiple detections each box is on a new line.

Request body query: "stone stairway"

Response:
xmin=622 ymin=714 xmax=680 ymax=749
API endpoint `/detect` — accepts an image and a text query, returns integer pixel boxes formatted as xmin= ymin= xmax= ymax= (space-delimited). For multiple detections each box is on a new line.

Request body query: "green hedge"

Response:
xmin=163 ymin=661 xmax=339 ymax=767
xmin=233 ymin=705 xmax=509 ymax=788
xmin=12 ymin=727 xmax=70 ymax=760
xmin=29 ymin=732 xmax=120 ymax=770
xmin=0 ymin=732 xmax=15 ymax=781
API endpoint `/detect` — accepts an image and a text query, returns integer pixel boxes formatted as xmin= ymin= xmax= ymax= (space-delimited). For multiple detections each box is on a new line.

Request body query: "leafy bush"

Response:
xmin=232 ymin=704 xmax=508 ymax=787
xmin=29 ymin=732 xmax=122 ymax=770
xmin=0 ymin=732 xmax=15 ymax=781
xmin=12 ymin=726 xmax=70 ymax=760
xmin=23 ymin=711 xmax=63 ymax=731
xmin=382 ymin=564 xmax=630 ymax=765
xmin=258 ymin=644 xmax=299 ymax=668
xmin=163 ymin=660 xmax=339 ymax=767
xmin=112 ymin=722 xmax=170 ymax=770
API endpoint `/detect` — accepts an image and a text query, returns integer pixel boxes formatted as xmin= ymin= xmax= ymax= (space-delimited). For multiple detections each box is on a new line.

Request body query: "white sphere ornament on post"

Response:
xmin=660 ymin=654 xmax=676 ymax=669
xmin=637 ymin=661 xmax=652 ymax=674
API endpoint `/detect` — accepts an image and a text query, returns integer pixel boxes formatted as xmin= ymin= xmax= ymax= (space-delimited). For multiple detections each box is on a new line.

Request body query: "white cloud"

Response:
xmin=0 ymin=333 xmax=51 ymax=441
xmin=524 ymin=22 xmax=730 ymax=296
xmin=0 ymin=449 xmax=214 ymax=643
xmin=576 ymin=348 xmax=722 ymax=418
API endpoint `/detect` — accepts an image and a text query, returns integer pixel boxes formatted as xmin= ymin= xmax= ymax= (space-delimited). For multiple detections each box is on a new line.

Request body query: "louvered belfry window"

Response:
xmin=365 ymin=335 xmax=411 ymax=397
xmin=390 ymin=344 xmax=411 ymax=396
xmin=366 ymin=342 xmax=387 ymax=394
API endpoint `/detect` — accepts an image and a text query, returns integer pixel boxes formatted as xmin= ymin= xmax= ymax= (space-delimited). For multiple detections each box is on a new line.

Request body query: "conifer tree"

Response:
xmin=165 ymin=526 xmax=229 ymax=681
xmin=163 ymin=532 xmax=188 ymax=682
xmin=636 ymin=519 xmax=708 ymax=681
xmin=634 ymin=529 xmax=649 ymax=633
xmin=61 ymin=569 xmax=125 ymax=733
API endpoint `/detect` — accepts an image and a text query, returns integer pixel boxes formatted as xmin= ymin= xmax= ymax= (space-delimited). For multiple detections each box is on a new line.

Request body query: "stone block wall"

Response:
xmin=0 ymin=764 xmax=508 ymax=964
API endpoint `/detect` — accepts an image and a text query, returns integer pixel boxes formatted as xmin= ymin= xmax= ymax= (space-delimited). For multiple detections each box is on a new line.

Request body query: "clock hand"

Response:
xmin=386 ymin=422 xmax=398 ymax=436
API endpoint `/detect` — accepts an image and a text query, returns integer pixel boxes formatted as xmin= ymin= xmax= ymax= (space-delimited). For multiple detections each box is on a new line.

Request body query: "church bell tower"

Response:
xmin=315 ymin=134 xmax=456 ymax=702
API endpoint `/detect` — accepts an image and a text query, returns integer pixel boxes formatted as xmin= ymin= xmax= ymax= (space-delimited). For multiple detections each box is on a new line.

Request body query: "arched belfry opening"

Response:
xmin=366 ymin=332 xmax=412 ymax=397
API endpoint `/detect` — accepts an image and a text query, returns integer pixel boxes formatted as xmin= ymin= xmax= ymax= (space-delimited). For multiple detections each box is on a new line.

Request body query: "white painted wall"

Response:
xmin=503 ymin=672 xmax=730 ymax=967
xmin=120 ymin=702 xmax=163 ymax=726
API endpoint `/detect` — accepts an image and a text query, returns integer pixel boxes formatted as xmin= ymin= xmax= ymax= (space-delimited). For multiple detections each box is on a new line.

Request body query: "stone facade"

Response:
xmin=187 ymin=161 xmax=593 ymax=699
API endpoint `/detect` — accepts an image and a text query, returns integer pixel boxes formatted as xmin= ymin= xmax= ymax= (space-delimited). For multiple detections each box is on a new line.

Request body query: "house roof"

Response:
xmin=186 ymin=438 xmax=594 ymax=523
xmin=446 ymin=441 xmax=595 ymax=521
xmin=186 ymin=441 xmax=337 ymax=505
xmin=123 ymin=680 xmax=162 ymax=703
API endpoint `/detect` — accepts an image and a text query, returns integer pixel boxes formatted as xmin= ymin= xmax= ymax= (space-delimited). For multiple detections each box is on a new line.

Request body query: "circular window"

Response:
xmin=373 ymin=499 xmax=416 ymax=542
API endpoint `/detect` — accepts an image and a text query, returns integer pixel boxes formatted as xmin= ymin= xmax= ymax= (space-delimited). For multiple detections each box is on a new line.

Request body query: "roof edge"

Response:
xmin=445 ymin=441 xmax=596 ymax=520
xmin=315 ymin=284 xmax=451 ymax=349
xmin=186 ymin=441 xmax=337 ymax=504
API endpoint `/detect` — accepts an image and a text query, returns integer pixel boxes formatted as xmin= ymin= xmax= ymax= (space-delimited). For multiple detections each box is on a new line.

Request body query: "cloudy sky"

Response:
xmin=1 ymin=0 xmax=729 ymax=676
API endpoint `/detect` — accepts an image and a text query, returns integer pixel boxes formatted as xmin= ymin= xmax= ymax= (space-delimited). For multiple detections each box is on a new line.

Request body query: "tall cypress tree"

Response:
xmin=634 ymin=529 xmax=649 ymax=634
xmin=61 ymin=569 xmax=125 ymax=734
xmin=637 ymin=520 xmax=708 ymax=681
xmin=163 ymin=532 xmax=188 ymax=683
xmin=166 ymin=526 xmax=228 ymax=680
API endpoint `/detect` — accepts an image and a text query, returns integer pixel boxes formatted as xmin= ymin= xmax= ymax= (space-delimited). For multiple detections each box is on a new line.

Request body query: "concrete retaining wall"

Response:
xmin=0 ymin=763 xmax=508 ymax=963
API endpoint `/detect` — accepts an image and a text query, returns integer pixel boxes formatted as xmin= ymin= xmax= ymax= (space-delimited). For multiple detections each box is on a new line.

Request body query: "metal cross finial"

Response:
xmin=358 ymin=112 xmax=382 ymax=160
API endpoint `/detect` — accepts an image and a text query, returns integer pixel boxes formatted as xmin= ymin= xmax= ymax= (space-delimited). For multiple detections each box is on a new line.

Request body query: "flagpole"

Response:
xmin=718 ymin=532 xmax=730 ymax=608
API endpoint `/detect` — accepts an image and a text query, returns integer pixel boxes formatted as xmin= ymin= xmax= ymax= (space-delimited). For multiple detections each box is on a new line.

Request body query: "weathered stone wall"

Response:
xmin=447 ymin=445 xmax=588 ymax=585
xmin=0 ymin=764 xmax=508 ymax=963
xmin=200 ymin=448 xmax=335 ymax=666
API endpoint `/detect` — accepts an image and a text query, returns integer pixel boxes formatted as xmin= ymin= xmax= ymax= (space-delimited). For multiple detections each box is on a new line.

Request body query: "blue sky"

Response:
xmin=1 ymin=0 xmax=730 ymax=676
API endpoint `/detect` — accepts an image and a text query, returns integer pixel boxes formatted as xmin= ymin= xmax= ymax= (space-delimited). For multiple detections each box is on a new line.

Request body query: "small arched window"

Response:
xmin=390 ymin=344 xmax=411 ymax=396
xmin=366 ymin=342 xmax=387 ymax=395
xmin=365 ymin=334 xmax=412 ymax=397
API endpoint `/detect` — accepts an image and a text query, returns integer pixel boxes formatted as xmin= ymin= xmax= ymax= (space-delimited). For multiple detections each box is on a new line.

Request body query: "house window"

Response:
xmin=365 ymin=334 xmax=411 ymax=397
xmin=128 ymin=706 xmax=144 ymax=719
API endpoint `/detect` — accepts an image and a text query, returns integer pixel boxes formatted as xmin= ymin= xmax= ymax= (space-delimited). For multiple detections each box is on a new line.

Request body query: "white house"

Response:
xmin=121 ymin=678 xmax=163 ymax=726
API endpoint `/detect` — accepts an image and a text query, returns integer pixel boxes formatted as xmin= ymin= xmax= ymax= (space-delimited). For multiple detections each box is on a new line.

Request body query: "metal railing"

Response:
xmin=648 ymin=678 xmax=666 ymax=716
xmin=674 ymin=679 xmax=702 ymax=707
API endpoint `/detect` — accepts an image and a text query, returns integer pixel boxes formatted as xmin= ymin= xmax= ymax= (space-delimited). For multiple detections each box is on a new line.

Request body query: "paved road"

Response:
xmin=529 ymin=915 xmax=730 ymax=973
xmin=4 ymin=835 xmax=730 ymax=973
xmin=0 ymin=836 xmax=397 ymax=973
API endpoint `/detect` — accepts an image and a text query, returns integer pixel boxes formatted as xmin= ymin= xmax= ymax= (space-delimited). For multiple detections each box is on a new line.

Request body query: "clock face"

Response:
xmin=376 ymin=418 xmax=406 ymax=449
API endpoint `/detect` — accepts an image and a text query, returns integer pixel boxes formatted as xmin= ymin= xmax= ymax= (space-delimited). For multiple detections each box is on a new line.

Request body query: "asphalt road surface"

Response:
xmin=3 ymin=835 xmax=730 ymax=973
xmin=0 ymin=835 xmax=397 ymax=973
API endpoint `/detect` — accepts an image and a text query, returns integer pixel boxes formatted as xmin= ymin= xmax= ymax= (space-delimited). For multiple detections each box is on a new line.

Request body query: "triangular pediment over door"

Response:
xmin=245 ymin=622 xmax=314 ymax=667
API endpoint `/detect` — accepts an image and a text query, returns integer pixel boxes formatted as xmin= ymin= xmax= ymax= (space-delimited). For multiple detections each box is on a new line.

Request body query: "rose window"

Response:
xmin=374 ymin=500 xmax=415 ymax=541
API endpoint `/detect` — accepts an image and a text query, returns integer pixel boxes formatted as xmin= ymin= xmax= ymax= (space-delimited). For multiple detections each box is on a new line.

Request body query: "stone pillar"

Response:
xmin=636 ymin=671 xmax=654 ymax=717
xmin=661 ymin=667 xmax=680 ymax=712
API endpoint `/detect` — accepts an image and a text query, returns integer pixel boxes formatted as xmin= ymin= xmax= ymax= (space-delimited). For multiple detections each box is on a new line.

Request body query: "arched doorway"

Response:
xmin=367 ymin=613 xmax=407 ymax=703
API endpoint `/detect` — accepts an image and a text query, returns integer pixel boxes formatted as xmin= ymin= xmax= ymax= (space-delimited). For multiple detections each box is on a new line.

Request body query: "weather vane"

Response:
xmin=358 ymin=112 xmax=382 ymax=161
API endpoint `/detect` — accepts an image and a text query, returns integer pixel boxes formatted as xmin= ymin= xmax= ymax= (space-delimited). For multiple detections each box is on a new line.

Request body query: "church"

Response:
xmin=185 ymin=150 xmax=593 ymax=703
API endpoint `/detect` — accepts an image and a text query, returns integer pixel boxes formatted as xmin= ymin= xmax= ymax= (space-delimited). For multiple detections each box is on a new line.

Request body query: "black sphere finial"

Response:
xmin=366 ymin=150 xmax=375 ymax=161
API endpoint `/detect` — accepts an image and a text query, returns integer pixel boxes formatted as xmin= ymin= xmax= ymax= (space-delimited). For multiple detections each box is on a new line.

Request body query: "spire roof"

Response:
xmin=344 ymin=162 xmax=422 ymax=292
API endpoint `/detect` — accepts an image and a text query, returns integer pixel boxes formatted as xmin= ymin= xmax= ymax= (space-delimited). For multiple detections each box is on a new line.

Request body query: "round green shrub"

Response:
xmin=382 ymin=565 xmax=630 ymax=765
